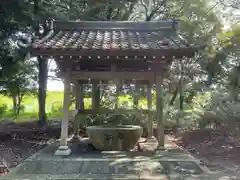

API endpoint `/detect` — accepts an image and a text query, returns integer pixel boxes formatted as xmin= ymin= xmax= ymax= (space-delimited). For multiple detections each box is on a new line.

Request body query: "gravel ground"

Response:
xmin=0 ymin=121 xmax=61 ymax=172
xmin=172 ymin=128 xmax=240 ymax=174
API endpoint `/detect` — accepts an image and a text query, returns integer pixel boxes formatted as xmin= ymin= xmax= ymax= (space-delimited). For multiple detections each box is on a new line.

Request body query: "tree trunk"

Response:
xmin=230 ymin=66 xmax=240 ymax=101
xmin=231 ymin=88 xmax=238 ymax=101
xmin=38 ymin=56 xmax=48 ymax=126
xmin=16 ymin=95 xmax=23 ymax=115
xmin=169 ymin=87 xmax=178 ymax=106
xmin=179 ymin=91 xmax=184 ymax=110
xmin=179 ymin=60 xmax=184 ymax=111
xmin=16 ymin=101 xmax=21 ymax=115
xmin=15 ymin=86 xmax=23 ymax=115
xmin=12 ymin=95 xmax=17 ymax=114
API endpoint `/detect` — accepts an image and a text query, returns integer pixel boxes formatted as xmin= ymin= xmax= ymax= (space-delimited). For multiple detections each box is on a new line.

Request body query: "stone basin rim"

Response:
xmin=86 ymin=125 xmax=142 ymax=130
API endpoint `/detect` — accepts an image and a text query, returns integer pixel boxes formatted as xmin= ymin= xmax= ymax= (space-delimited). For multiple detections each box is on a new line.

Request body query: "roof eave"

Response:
xmin=30 ymin=46 xmax=198 ymax=58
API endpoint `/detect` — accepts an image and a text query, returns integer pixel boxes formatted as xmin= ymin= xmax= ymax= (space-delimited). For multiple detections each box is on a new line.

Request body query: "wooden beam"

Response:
xmin=147 ymin=81 xmax=153 ymax=138
xmin=111 ymin=64 xmax=121 ymax=109
xmin=77 ymin=108 xmax=155 ymax=115
xmin=133 ymin=79 xmax=139 ymax=108
xmin=53 ymin=20 xmax=178 ymax=31
xmin=55 ymin=67 xmax=71 ymax=155
xmin=73 ymin=83 xmax=84 ymax=139
xmin=58 ymin=56 xmax=159 ymax=62
xmin=92 ymin=83 xmax=99 ymax=110
xmin=71 ymin=71 xmax=155 ymax=81
xmin=156 ymin=72 xmax=165 ymax=148
xmin=61 ymin=67 xmax=71 ymax=146
xmin=31 ymin=48 xmax=196 ymax=58
xmin=72 ymin=79 xmax=155 ymax=85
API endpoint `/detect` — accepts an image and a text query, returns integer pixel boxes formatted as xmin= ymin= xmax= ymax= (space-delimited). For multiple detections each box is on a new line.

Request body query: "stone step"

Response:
xmin=2 ymin=173 xmax=168 ymax=180
xmin=3 ymin=172 xmax=237 ymax=180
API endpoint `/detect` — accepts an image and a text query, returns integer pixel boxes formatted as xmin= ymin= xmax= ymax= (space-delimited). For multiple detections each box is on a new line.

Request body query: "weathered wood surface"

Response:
xmin=77 ymin=108 xmax=157 ymax=115
xmin=71 ymin=71 xmax=155 ymax=81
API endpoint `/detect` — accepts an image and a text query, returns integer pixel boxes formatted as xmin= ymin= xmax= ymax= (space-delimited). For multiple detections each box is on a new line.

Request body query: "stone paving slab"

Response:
xmin=3 ymin=173 xmax=239 ymax=180
xmin=1 ymin=136 xmax=211 ymax=180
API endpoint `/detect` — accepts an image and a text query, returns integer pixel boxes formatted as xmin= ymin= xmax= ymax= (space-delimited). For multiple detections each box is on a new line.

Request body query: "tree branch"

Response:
xmin=140 ymin=0 xmax=148 ymax=20
xmin=42 ymin=0 xmax=70 ymax=10
xmin=47 ymin=75 xmax=62 ymax=82
xmin=153 ymin=0 xmax=156 ymax=8
xmin=146 ymin=0 xmax=167 ymax=21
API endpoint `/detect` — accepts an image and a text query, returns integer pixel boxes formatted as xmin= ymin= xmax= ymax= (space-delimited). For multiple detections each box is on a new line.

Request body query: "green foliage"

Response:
xmin=79 ymin=109 xmax=148 ymax=129
xmin=51 ymin=101 xmax=63 ymax=113
xmin=0 ymin=104 xmax=8 ymax=117
xmin=0 ymin=57 xmax=38 ymax=114
xmin=208 ymin=91 xmax=240 ymax=120
xmin=197 ymin=111 xmax=222 ymax=129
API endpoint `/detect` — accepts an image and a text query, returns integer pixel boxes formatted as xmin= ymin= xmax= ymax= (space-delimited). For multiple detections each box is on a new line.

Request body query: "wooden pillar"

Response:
xmin=73 ymin=82 xmax=84 ymax=139
xmin=111 ymin=64 xmax=120 ymax=109
xmin=177 ymin=59 xmax=184 ymax=127
xmin=115 ymin=81 xmax=120 ymax=109
xmin=92 ymin=82 xmax=98 ymax=110
xmin=156 ymin=73 xmax=165 ymax=148
xmin=147 ymin=81 xmax=153 ymax=138
xmin=133 ymin=80 xmax=139 ymax=108
xmin=55 ymin=67 xmax=71 ymax=155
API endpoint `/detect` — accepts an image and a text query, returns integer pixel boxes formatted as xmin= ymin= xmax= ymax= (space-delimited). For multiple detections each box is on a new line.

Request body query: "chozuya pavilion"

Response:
xmin=31 ymin=20 xmax=199 ymax=155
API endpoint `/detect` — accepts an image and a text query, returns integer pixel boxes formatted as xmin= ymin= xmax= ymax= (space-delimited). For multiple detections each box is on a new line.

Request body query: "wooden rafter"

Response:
xmin=71 ymin=71 xmax=156 ymax=81
xmin=32 ymin=48 xmax=196 ymax=58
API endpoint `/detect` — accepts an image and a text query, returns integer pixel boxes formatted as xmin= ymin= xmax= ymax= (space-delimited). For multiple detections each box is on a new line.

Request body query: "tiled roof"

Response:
xmin=32 ymin=21 xmax=195 ymax=57
xmin=35 ymin=30 xmax=177 ymax=50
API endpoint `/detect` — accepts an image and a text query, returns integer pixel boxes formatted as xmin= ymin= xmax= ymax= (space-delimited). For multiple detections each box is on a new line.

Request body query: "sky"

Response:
xmin=47 ymin=78 xmax=64 ymax=91
xmin=47 ymin=61 xmax=64 ymax=91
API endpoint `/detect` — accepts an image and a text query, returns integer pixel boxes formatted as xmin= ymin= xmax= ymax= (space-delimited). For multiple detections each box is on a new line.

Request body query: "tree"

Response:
xmin=0 ymin=1 xmax=36 ymax=115
xmin=129 ymin=0 xmax=168 ymax=21
xmin=214 ymin=24 xmax=240 ymax=100
xmin=0 ymin=55 xmax=37 ymax=114
xmin=0 ymin=0 xmax=66 ymax=124
xmin=218 ymin=0 xmax=240 ymax=24
xmin=31 ymin=0 xmax=85 ymax=125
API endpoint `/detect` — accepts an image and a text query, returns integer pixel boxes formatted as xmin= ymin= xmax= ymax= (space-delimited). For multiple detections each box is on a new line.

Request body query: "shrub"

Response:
xmin=19 ymin=104 xmax=25 ymax=113
xmin=197 ymin=111 xmax=222 ymax=129
xmin=0 ymin=104 xmax=8 ymax=117
xmin=198 ymin=90 xmax=240 ymax=129
xmin=77 ymin=108 xmax=148 ymax=128
xmin=51 ymin=101 xmax=63 ymax=113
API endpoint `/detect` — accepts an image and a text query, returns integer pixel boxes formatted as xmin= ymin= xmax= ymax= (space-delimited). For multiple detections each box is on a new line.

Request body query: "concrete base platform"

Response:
xmin=1 ymin=136 xmax=220 ymax=180
xmin=54 ymin=146 xmax=71 ymax=156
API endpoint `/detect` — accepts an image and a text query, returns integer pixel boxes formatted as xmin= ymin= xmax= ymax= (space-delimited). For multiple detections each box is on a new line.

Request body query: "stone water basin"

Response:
xmin=86 ymin=125 xmax=143 ymax=151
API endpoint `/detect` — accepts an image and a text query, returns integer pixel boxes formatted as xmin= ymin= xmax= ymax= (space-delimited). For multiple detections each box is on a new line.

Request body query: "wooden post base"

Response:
xmin=156 ymin=145 xmax=165 ymax=150
xmin=146 ymin=136 xmax=157 ymax=143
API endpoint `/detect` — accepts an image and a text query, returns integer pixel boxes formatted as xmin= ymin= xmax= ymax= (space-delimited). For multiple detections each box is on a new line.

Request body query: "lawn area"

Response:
xmin=0 ymin=91 xmax=149 ymax=122
xmin=0 ymin=91 xmax=66 ymax=122
xmin=0 ymin=90 xmax=201 ymax=125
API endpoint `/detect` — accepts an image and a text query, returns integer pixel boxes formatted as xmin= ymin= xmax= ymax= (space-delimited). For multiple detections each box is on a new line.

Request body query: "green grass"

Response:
xmin=0 ymin=91 xmax=148 ymax=122
xmin=0 ymin=90 xmax=208 ymax=123
xmin=0 ymin=91 xmax=64 ymax=122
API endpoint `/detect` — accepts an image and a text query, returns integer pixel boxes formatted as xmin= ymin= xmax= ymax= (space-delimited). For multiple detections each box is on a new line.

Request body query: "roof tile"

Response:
xmin=34 ymin=31 xmax=184 ymax=50
xmin=32 ymin=21 xmax=199 ymax=57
